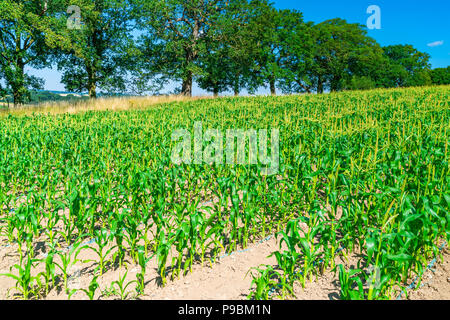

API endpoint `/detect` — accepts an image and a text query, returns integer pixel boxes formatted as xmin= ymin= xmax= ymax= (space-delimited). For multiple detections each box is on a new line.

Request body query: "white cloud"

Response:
xmin=427 ymin=40 xmax=444 ymax=47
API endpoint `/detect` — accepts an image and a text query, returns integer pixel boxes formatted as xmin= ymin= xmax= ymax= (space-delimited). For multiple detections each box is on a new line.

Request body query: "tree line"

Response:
xmin=1 ymin=0 xmax=449 ymax=106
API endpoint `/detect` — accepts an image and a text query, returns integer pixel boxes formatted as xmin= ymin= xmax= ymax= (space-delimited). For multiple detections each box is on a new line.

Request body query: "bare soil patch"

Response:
xmin=1 ymin=234 xmax=447 ymax=300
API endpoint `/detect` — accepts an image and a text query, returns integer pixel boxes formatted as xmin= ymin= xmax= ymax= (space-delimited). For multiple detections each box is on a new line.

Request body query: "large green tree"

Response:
xmin=312 ymin=19 xmax=383 ymax=93
xmin=134 ymin=0 xmax=229 ymax=97
xmin=275 ymin=20 xmax=314 ymax=94
xmin=196 ymin=0 xmax=258 ymax=96
xmin=430 ymin=66 xmax=450 ymax=85
xmin=245 ymin=1 xmax=304 ymax=95
xmin=381 ymin=44 xmax=431 ymax=87
xmin=196 ymin=38 xmax=231 ymax=97
xmin=56 ymin=0 xmax=134 ymax=98
xmin=0 ymin=0 xmax=70 ymax=106
xmin=278 ymin=18 xmax=385 ymax=94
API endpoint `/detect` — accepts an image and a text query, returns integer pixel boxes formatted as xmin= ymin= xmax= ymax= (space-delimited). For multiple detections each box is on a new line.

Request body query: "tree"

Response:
xmin=276 ymin=20 xmax=314 ymax=94
xmin=279 ymin=18 xmax=385 ymax=94
xmin=382 ymin=44 xmax=431 ymax=87
xmin=134 ymin=0 xmax=229 ymax=97
xmin=196 ymin=38 xmax=231 ymax=97
xmin=56 ymin=0 xmax=134 ymax=99
xmin=341 ymin=75 xmax=376 ymax=91
xmin=194 ymin=5 xmax=234 ymax=97
xmin=244 ymin=1 xmax=304 ymax=95
xmin=0 ymin=0 xmax=70 ymax=106
xmin=314 ymin=19 xmax=383 ymax=93
xmin=0 ymin=68 xmax=9 ymax=107
xmin=430 ymin=67 xmax=450 ymax=85
xmin=195 ymin=0 xmax=258 ymax=96
xmin=280 ymin=19 xmax=383 ymax=93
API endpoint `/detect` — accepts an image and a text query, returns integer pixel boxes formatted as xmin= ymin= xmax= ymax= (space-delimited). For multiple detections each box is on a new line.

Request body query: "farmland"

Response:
xmin=0 ymin=85 xmax=449 ymax=300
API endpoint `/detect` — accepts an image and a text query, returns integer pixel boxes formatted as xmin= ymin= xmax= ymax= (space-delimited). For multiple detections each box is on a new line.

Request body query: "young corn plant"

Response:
xmin=136 ymin=246 xmax=152 ymax=294
xmin=246 ymin=266 xmax=281 ymax=300
xmin=54 ymin=240 xmax=84 ymax=294
xmin=38 ymin=250 xmax=56 ymax=296
xmin=110 ymin=270 xmax=137 ymax=300
xmin=0 ymin=254 xmax=40 ymax=300
xmin=81 ymin=228 xmax=117 ymax=276
xmin=75 ymin=275 xmax=100 ymax=300
xmin=337 ymin=264 xmax=365 ymax=300
xmin=155 ymin=230 xmax=172 ymax=286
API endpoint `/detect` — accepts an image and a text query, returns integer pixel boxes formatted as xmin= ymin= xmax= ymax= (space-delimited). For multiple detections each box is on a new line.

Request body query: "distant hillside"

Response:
xmin=0 ymin=90 xmax=89 ymax=106
xmin=47 ymin=90 xmax=89 ymax=97
xmin=31 ymin=90 xmax=90 ymax=103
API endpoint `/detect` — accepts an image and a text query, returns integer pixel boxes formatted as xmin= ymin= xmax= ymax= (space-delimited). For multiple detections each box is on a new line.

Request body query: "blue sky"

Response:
xmin=275 ymin=0 xmax=449 ymax=67
xmin=28 ymin=0 xmax=450 ymax=94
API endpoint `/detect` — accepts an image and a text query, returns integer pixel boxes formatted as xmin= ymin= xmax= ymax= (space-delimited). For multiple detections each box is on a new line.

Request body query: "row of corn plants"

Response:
xmin=0 ymin=85 xmax=448 ymax=299
xmin=247 ymin=86 xmax=449 ymax=299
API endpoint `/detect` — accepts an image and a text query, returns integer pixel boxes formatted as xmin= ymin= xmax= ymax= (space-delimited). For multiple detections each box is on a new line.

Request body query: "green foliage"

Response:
xmin=342 ymin=76 xmax=377 ymax=91
xmin=110 ymin=271 xmax=137 ymax=300
xmin=133 ymin=0 xmax=231 ymax=96
xmin=277 ymin=18 xmax=387 ymax=94
xmin=382 ymin=44 xmax=432 ymax=88
xmin=245 ymin=0 xmax=305 ymax=95
xmin=0 ymin=86 xmax=448 ymax=300
xmin=1 ymin=0 xmax=444 ymax=100
xmin=430 ymin=67 xmax=450 ymax=85
xmin=57 ymin=0 xmax=134 ymax=98
xmin=0 ymin=0 xmax=71 ymax=105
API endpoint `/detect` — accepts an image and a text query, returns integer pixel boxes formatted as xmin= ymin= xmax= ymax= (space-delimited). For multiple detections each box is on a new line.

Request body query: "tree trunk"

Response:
xmin=181 ymin=19 xmax=200 ymax=98
xmin=213 ymin=87 xmax=219 ymax=97
xmin=317 ymin=76 xmax=324 ymax=94
xmin=317 ymin=82 xmax=323 ymax=94
xmin=181 ymin=72 xmax=193 ymax=97
xmin=88 ymin=74 xmax=97 ymax=99
xmin=87 ymin=63 xmax=97 ymax=99
xmin=330 ymin=76 xmax=340 ymax=92
xmin=13 ymin=90 xmax=22 ymax=107
xmin=88 ymin=82 xmax=97 ymax=99
xmin=233 ymin=72 xmax=240 ymax=96
xmin=296 ymin=80 xmax=312 ymax=94
xmin=270 ymin=78 xmax=276 ymax=96
xmin=181 ymin=44 xmax=195 ymax=97
xmin=13 ymin=59 xmax=25 ymax=107
xmin=13 ymin=29 xmax=26 ymax=107
xmin=87 ymin=28 xmax=102 ymax=99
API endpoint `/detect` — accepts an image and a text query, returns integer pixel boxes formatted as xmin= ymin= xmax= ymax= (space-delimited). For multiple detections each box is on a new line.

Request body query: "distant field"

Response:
xmin=0 ymin=95 xmax=209 ymax=116
xmin=0 ymin=86 xmax=448 ymax=300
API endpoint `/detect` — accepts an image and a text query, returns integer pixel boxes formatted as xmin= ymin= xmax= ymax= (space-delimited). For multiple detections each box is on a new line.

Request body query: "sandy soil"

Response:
xmin=405 ymin=248 xmax=450 ymax=300
xmin=144 ymin=235 xmax=279 ymax=300
xmin=143 ymin=241 xmax=449 ymax=301
xmin=0 ymin=234 xmax=448 ymax=300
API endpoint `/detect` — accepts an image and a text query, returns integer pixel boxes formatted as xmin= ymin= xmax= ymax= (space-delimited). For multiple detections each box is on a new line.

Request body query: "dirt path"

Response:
xmin=141 ymin=241 xmax=450 ymax=300
xmin=406 ymin=248 xmax=450 ymax=300
xmin=1 ymin=235 xmax=448 ymax=300
xmin=143 ymin=236 xmax=280 ymax=300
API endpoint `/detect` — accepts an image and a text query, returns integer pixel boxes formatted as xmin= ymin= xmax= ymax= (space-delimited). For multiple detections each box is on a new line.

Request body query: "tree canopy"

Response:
xmin=56 ymin=0 xmax=134 ymax=98
xmin=1 ymin=0 xmax=447 ymax=104
xmin=0 ymin=0 xmax=70 ymax=105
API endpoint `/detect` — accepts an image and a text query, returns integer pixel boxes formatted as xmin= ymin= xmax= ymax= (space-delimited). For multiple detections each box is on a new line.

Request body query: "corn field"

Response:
xmin=0 ymin=85 xmax=449 ymax=300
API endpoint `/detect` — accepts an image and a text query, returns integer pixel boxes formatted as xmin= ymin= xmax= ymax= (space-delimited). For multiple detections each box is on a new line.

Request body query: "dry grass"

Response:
xmin=0 ymin=95 xmax=211 ymax=116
